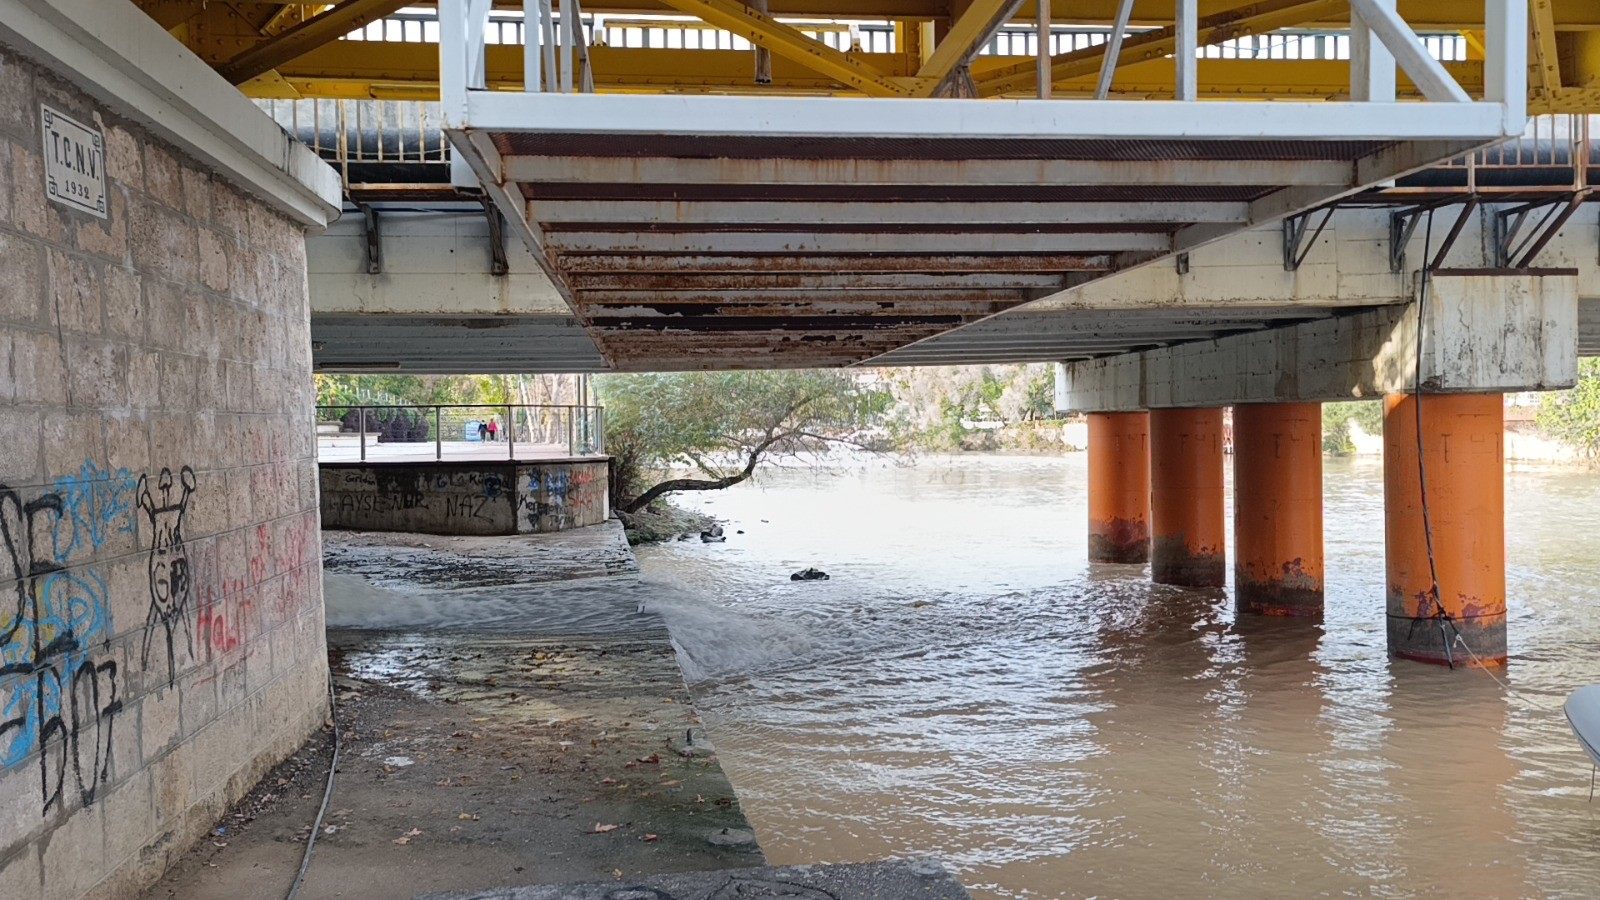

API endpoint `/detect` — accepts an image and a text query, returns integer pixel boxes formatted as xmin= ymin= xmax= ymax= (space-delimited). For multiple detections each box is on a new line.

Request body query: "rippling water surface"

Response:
xmin=627 ymin=454 xmax=1600 ymax=899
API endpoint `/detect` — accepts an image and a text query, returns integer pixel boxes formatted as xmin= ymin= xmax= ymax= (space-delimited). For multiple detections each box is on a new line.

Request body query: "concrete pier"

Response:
xmin=1149 ymin=408 xmax=1227 ymax=588
xmin=1233 ymin=403 xmax=1325 ymax=616
xmin=1383 ymin=393 xmax=1507 ymax=666
xmin=1087 ymin=412 xmax=1151 ymax=564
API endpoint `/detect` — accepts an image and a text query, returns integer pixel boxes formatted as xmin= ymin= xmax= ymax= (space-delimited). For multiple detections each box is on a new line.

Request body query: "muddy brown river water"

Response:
xmin=630 ymin=454 xmax=1600 ymax=900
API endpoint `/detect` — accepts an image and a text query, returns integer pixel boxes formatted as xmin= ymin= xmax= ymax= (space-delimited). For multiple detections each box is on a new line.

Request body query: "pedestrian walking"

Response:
xmin=477 ymin=420 xmax=488 ymax=441
xmin=488 ymin=418 xmax=499 ymax=442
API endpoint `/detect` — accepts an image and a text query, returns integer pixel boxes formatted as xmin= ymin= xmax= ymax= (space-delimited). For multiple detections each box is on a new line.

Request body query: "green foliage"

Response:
xmin=597 ymin=370 xmax=893 ymax=510
xmin=313 ymin=374 xmax=524 ymax=409
xmin=1321 ymin=400 xmax=1385 ymax=455
xmin=1537 ymin=358 xmax=1600 ymax=458
xmin=879 ymin=364 xmax=1056 ymax=450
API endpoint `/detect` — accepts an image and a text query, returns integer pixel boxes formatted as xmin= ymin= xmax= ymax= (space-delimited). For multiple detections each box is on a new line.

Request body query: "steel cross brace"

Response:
xmin=1493 ymin=191 xmax=1590 ymax=268
xmin=1388 ymin=197 xmax=1468 ymax=273
xmin=1282 ymin=207 xmax=1334 ymax=271
xmin=356 ymin=202 xmax=382 ymax=274
xmin=482 ymin=197 xmax=509 ymax=276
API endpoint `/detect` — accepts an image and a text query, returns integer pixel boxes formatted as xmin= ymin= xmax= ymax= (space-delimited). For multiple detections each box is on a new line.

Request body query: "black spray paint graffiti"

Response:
xmin=0 ymin=463 xmax=137 ymax=813
xmin=139 ymin=467 xmax=197 ymax=686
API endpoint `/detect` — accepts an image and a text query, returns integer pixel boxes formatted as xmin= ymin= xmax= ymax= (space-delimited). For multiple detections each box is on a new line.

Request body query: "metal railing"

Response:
xmin=337 ymin=10 xmax=1469 ymax=62
xmin=315 ymin=404 xmax=605 ymax=463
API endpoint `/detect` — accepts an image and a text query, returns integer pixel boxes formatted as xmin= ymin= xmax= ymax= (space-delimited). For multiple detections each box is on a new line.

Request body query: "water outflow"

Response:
xmin=629 ymin=455 xmax=1600 ymax=900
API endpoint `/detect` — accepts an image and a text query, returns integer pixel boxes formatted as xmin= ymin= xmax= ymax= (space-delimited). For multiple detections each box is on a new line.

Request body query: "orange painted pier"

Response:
xmin=1149 ymin=407 xmax=1227 ymax=587
xmin=1232 ymin=403 xmax=1324 ymax=616
xmin=1087 ymin=412 xmax=1151 ymax=563
xmin=1383 ymin=393 xmax=1506 ymax=666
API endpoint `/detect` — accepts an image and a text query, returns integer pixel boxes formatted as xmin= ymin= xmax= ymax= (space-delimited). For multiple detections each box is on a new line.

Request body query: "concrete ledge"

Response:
xmin=0 ymin=0 xmax=341 ymax=226
xmin=1058 ymin=270 xmax=1578 ymax=411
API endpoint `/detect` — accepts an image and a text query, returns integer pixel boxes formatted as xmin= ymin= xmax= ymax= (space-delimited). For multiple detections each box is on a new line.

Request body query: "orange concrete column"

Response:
xmin=1149 ymin=408 xmax=1227 ymax=587
xmin=1087 ymin=412 xmax=1151 ymax=563
xmin=1383 ymin=393 xmax=1506 ymax=666
xmin=1233 ymin=403 xmax=1324 ymax=616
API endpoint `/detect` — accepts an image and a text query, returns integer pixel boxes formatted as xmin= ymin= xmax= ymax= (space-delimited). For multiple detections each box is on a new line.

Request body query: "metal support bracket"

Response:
xmin=1493 ymin=192 xmax=1589 ymax=268
xmin=483 ymin=198 xmax=509 ymax=276
xmin=1283 ymin=207 xmax=1333 ymax=271
xmin=1387 ymin=198 xmax=1461 ymax=273
xmin=1175 ymin=252 xmax=1190 ymax=275
xmin=358 ymin=202 xmax=382 ymax=274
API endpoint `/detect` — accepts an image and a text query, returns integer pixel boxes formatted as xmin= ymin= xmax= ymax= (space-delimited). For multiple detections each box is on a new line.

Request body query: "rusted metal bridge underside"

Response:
xmin=137 ymin=0 xmax=1572 ymax=372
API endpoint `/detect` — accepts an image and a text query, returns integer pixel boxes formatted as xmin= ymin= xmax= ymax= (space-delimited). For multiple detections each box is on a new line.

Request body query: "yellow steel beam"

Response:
xmin=1531 ymin=0 xmax=1562 ymax=98
xmin=913 ymin=0 xmax=1026 ymax=96
xmin=651 ymin=0 xmax=921 ymax=96
xmin=256 ymin=41 xmax=1498 ymax=100
xmin=974 ymin=0 xmax=1343 ymax=97
xmin=136 ymin=0 xmax=1600 ymax=28
xmin=216 ymin=0 xmax=414 ymax=84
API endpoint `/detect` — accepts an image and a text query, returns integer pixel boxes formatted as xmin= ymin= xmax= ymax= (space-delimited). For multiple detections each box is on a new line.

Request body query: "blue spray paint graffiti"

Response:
xmin=0 ymin=462 xmax=138 ymax=812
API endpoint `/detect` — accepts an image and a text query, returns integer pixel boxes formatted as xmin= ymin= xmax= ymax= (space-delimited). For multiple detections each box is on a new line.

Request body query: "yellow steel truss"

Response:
xmin=136 ymin=0 xmax=1600 ymax=113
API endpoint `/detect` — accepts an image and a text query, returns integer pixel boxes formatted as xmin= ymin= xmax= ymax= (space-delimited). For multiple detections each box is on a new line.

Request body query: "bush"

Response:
xmin=1322 ymin=400 xmax=1384 ymax=455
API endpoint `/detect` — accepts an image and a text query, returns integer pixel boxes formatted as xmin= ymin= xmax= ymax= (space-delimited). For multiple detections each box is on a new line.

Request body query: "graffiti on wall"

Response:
xmin=520 ymin=465 xmax=604 ymax=532
xmin=139 ymin=467 xmax=196 ymax=686
xmin=0 ymin=463 xmax=137 ymax=812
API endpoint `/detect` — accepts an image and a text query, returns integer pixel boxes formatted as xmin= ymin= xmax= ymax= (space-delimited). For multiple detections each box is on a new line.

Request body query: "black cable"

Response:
xmin=1410 ymin=208 xmax=1459 ymax=669
xmin=287 ymin=672 xmax=342 ymax=900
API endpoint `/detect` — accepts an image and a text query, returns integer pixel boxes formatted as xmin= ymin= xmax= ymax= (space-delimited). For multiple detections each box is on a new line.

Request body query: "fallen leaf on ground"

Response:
xmin=593 ymin=823 xmax=621 ymax=833
xmin=643 ymin=834 xmax=659 ymax=842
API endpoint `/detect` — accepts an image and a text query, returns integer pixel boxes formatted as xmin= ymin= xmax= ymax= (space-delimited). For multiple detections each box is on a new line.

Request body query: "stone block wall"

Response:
xmin=321 ymin=459 xmax=609 ymax=535
xmin=0 ymin=44 xmax=328 ymax=899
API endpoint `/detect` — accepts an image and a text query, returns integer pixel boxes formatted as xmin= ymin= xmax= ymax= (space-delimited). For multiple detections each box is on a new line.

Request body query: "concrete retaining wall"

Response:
xmin=320 ymin=459 xmax=610 ymax=535
xmin=0 ymin=43 xmax=329 ymax=900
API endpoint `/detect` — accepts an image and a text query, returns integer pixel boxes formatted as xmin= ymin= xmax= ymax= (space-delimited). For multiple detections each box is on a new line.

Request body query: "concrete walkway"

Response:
xmin=145 ymin=521 xmax=968 ymax=899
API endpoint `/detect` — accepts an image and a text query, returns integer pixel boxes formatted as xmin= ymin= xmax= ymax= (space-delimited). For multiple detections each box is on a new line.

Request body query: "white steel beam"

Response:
xmin=506 ymin=156 xmax=1357 ymax=187
xmin=1349 ymin=0 xmax=1470 ymax=102
xmin=1483 ymin=0 xmax=1528 ymax=130
xmin=533 ymin=200 xmax=1248 ymax=225
xmin=465 ymin=89 xmax=1514 ymax=141
xmin=557 ymin=254 xmax=1116 ymax=273
xmin=1174 ymin=0 xmax=1197 ymax=101
xmin=1094 ymin=0 xmax=1135 ymax=100
xmin=1349 ymin=0 xmax=1395 ymax=102
xmin=542 ymin=231 xmax=1172 ymax=254
xmin=523 ymin=0 xmax=543 ymax=91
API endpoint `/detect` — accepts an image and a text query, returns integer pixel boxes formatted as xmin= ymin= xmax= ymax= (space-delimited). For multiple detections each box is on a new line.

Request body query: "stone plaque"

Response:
xmin=41 ymin=104 xmax=107 ymax=218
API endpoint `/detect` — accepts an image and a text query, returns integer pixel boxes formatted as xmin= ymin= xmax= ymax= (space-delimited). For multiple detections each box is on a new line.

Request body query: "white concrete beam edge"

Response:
xmin=0 ymin=0 xmax=342 ymax=227
xmin=1055 ymin=272 xmax=1579 ymax=412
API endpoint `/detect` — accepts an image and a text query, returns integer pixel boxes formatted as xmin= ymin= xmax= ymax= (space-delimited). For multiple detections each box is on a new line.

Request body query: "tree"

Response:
xmin=598 ymin=370 xmax=893 ymax=514
xmin=1537 ymin=358 xmax=1600 ymax=458
xmin=1322 ymin=400 xmax=1384 ymax=455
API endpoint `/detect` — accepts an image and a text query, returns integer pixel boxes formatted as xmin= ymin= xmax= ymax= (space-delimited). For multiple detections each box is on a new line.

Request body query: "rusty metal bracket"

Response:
xmin=482 ymin=198 xmax=509 ymax=276
xmin=357 ymin=202 xmax=381 ymax=274
xmin=1493 ymin=191 xmax=1589 ymax=268
xmin=1282 ymin=207 xmax=1333 ymax=271
xmin=1388 ymin=197 xmax=1460 ymax=273
xmin=1426 ymin=199 xmax=1478 ymax=271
